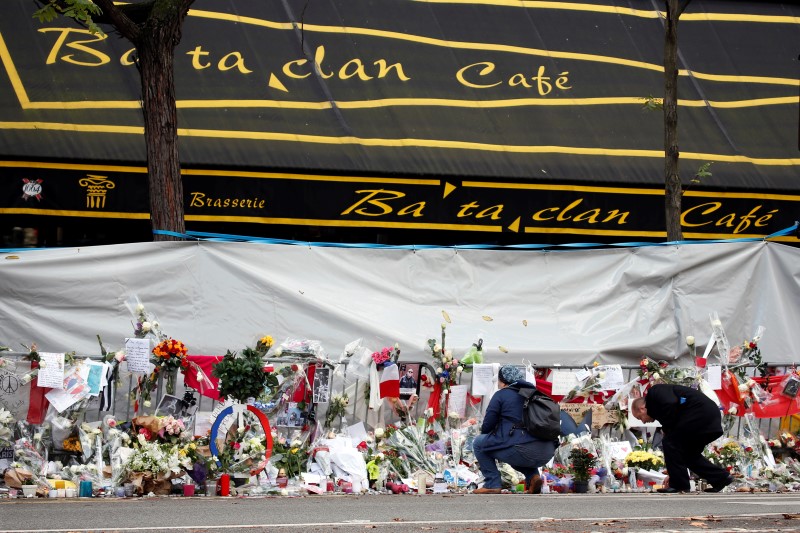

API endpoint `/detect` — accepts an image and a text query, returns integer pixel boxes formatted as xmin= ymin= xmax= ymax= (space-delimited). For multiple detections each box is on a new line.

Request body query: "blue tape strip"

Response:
xmin=3 ymin=223 xmax=798 ymax=253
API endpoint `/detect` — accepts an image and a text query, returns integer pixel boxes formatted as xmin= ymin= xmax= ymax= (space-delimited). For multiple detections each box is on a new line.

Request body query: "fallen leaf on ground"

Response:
xmin=783 ymin=513 xmax=800 ymax=519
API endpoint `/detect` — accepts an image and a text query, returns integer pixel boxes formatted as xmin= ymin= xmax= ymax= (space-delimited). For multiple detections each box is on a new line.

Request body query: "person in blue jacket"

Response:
xmin=472 ymin=365 xmax=557 ymax=494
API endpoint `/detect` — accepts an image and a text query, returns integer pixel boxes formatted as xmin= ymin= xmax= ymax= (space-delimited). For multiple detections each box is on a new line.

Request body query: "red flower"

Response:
xmin=749 ymin=342 xmax=757 ymax=349
xmin=138 ymin=428 xmax=152 ymax=440
xmin=232 ymin=442 xmax=241 ymax=449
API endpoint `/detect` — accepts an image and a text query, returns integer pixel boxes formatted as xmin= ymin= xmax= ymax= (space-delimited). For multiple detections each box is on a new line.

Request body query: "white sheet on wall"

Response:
xmin=0 ymin=240 xmax=798 ymax=368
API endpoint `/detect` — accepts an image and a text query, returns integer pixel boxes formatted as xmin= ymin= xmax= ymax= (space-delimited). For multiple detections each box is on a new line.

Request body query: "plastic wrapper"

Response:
xmin=78 ymin=422 xmax=102 ymax=463
xmin=0 ymin=407 xmax=14 ymax=445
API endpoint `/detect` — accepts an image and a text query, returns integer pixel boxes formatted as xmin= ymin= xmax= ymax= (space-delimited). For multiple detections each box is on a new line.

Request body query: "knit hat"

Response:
xmin=498 ymin=364 xmax=524 ymax=385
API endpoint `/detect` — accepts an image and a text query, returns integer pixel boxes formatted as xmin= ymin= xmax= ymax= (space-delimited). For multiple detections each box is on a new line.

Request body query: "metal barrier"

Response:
xmin=1 ymin=352 xmax=795 ymax=439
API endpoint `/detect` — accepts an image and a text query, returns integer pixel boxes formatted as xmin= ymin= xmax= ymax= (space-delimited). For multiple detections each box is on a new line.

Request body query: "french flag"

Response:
xmin=379 ymin=364 xmax=400 ymax=398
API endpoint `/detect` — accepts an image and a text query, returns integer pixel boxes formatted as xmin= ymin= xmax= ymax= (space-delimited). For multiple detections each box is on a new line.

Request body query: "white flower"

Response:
xmin=141 ymin=321 xmax=151 ymax=333
xmin=374 ymin=428 xmax=385 ymax=439
xmin=137 ymin=434 xmax=147 ymax=446
xmin=712 ymin=319 xmax=722 ymax=328
xmin=273 ymin=347 xmax=283 ymax=356
xmin=34 ymin=432 xmax=42 ymax=441
xmin=291 ymin=439 xmax=302 ymax=447
xmin=433 ymin=344 xmax=441 ymax=354
xmin=424 ymin=408 xmax=434 ymax=418
xmin=280 ymin=489 xmax=289 ymax=496
xmin=456 ymin=365 xmax=463 ymax=374
xmin=652 ymin=372 xmax=660 ymax=380
xmin=728 ymin=406 xmax=738 ymax=415
xmin=738 ymin=384 xmax=749 ymax=393
xmin=144 ymin=400 xmax=151 ymax=408
xmin=444 ymin=349 xmax=453 ymax=359
xmin=436 ymin=367 xmax=443 ymax=374
xmin=441 ymin=323 xmax=446 ymax=330
xmin=135 ymin=304 xmax=145 ymax=314
xmin=377 ymin=453 xmax=385 ymax=460
xmin=38 ymin=360 xmax=46 ymax=369
xmin=686 ymin=336 xmax=695 ymax=346
xmin=152 ymin=321 xmax=159 ymax=329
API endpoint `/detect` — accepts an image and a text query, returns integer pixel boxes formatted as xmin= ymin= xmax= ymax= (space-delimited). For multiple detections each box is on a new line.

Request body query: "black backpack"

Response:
xmin=512 ymin=386 xmax=561 ymax=441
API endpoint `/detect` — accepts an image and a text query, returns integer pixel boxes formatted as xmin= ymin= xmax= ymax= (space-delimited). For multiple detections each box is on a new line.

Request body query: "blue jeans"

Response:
xmin=473 ymin=434 xmax=556 ymax=489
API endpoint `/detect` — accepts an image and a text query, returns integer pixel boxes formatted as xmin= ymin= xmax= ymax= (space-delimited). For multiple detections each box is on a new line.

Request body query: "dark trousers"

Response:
xmin=662 ymin=431 xmax=729 ymax=490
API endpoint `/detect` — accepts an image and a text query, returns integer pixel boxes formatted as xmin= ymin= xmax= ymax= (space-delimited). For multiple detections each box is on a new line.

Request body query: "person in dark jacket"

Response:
xmin=472 ymin=365 xmax=557 ymax=494
xmin=631 ymin=383 xmax=733 ymax=493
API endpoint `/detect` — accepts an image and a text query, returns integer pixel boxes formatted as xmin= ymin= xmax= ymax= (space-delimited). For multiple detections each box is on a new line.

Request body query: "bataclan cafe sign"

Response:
xmin=0 ymin=2 xmax=798 ymax=242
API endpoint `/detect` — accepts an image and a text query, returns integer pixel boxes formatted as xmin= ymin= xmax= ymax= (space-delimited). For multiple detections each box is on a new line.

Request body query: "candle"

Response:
xmin=219 ymin=474 xmax=230 ymax=497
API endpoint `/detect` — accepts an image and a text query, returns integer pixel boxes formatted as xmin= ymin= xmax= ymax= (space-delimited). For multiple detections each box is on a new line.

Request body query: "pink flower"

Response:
xmin=232 ymin=442 xmax=241 ymax=449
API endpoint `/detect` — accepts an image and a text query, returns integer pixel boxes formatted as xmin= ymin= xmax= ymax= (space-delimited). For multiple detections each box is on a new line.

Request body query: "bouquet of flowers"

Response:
xmin=371 ymin=345 xmax=400 ymax=367
xmin=624 ymin=450 xmax=665 ymax=472
xmin=271 ymin=433 xmax=310 ymax=480
xmin=568 ymin=446 xmax=597 ymax=482
xmin=324 ymin=394 xmax=349 ymax=429
xmin=705 ymin=440 xmax=745 ymax=471
xmin=637 ymin=356 xmax=700 ymax=387
xmin=426 ymin=324 xmax=462 ymax=389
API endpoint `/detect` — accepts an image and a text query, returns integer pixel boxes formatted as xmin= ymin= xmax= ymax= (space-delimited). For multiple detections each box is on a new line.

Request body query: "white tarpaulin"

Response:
xmin=1 ymin=240 xmax=798 ymax=366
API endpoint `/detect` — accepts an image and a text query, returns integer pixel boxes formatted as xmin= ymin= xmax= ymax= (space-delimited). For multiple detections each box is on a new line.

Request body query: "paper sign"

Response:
xmin=596 ymin=365 xmax=625 ymax=391
xmin=626 ymin=396 xmax=662 ymax=428
xmin=575 ymin=368 xmax=592 ymax=382
xmin=45 ymin=387 xmax=89 ymax=413
xmin=448 ymin=385 xmax=468 ymax=418
xmin=471 ymin=364 xmax=496 ymax=396
xmin=705 ymin=364 xmax=722 ymax=390
xmin=347 ymin=421 xmax=369 ymax=444
xmin=63 ymin=365 xmax=88 ymax=396
xmin=525 ymin=366 xmax=536 ymax=386
xmin=84 ymin=361 xmax=105 ymax=396
xmin=559 ymin=403 xmax=620 ymax=429
xmin=605 ymin=440 xmax=633 ymax=461
xmin=124 ymin=338 xmax=152 ymax=373
xmin=37 ymin=352 xmax=65 ymax=388
xmin=193 ymin=411 xmax=215 ymax=438
xmin=551 ymin=371 xmax=579 ymax=396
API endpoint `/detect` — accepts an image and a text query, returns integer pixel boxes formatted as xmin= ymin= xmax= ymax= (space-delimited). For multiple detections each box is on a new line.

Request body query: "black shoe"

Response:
xmin=704 ymin=476 xmax=734 ymax=493
xmin=656 ymin=487 xmax=681 ymax=493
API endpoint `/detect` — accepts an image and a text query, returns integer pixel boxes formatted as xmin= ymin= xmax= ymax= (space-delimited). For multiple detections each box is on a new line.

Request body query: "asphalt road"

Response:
xmin=2 ymin=492 xmax=800 ymax=533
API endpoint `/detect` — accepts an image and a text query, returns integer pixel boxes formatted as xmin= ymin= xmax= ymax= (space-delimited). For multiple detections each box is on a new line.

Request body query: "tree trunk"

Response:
xmin=138 ymin=34 xmax=185 ymax=240
xmin=92 ymin=0 xmax=192 ymax=242
xmin=663 ymin=0 xmax=683 ymax=242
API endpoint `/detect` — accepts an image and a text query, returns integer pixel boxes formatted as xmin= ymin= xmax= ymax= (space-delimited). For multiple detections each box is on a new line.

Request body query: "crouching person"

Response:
xmin=473 ymin=365 xmax=557 ymax=494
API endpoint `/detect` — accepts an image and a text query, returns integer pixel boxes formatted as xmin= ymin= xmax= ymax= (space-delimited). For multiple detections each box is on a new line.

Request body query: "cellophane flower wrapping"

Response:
xmin=385 ymin=420 xmax=439 ymax=476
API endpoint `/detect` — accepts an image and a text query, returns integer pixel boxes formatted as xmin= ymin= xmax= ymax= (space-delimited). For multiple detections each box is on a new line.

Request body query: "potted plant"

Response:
xmin=213 ymin=342 xmax=278 ymax=405
xmin=20 ymin=473 xmax=38 ymax=498
xmin=568 ymin=446 xmax=597 ymax=493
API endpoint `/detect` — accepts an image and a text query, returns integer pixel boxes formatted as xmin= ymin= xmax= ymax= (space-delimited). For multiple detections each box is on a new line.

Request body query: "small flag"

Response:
xmin=379 ymin=364 xmax=400 ymax=398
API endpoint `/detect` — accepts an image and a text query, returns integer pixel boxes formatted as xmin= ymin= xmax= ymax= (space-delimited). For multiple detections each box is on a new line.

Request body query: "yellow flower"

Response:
xmin=290 ymin=448 xmax=298 ymax=454
xmin=260 ymin=335 xmax=274 ymax=347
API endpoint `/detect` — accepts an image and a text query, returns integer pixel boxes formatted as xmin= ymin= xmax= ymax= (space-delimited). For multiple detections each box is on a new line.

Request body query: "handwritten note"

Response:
xmin=471 ymin=364 xmax=496 ymax=396
xmin=550 ymin=371 xmax=579 ymax=396
xmin=37 ymin=352 xmax=65 ymax=389
xmin=448 ymin=385 xmax=468 ymax=418
xmin=125 ymin=338 xmax=152 ymax=373
xmin=705 ymin=364 xmax=722 ymax=390
xmin=596 ymin=365 xmax=625 ymax=391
